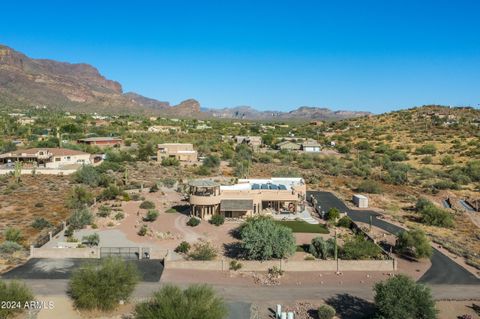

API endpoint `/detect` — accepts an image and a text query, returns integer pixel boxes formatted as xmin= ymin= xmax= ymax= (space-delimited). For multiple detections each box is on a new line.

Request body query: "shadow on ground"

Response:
xmin=1 ymin=258 xmax=163 ymax=282
xmin=325 ymin=294 xmax=375 ymax=319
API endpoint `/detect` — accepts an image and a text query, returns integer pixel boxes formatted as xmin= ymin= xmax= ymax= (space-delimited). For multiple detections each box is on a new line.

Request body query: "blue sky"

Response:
xmin=1 ymin=0 xmax=479 ymax=113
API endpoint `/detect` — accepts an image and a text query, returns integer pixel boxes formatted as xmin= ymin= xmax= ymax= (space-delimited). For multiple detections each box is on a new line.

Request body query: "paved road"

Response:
xmin=1 ymin=258 xmax=163 ymax=282
xmin=308 ymin=191 xmax=480 ymax=285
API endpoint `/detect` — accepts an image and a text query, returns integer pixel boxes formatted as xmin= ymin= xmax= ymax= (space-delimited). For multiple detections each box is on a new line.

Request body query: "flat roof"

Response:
xmin=221 ymin=177 xmax=304 ymax=191
xmin=189 ymin=179 xmax=220 ymax=187
xmin=78 ymin=137 xmax=122 ymax=142
xmin=220 ymin=199 xmax=253 ymax=211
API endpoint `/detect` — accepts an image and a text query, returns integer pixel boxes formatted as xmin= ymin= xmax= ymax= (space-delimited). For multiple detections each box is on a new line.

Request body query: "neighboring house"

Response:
xmin=301 ymin=139 xmax=321 ymax=152
xmin=157 ymin=143 xmax=198 ymax=162
xmin=147 ymin=125 xmax=181 ymax=133
xmin=188 ymin=177 xmax=306 ymax=220
xmin=235 ymin=136 xmax=262 ymax=149
xmin=0 ymin=148 xmax=91 ymax=169
xmin=77 ymin=137 xmax=123 ymax=148
xmin=277 ymin=140 xmax=301 ymax=151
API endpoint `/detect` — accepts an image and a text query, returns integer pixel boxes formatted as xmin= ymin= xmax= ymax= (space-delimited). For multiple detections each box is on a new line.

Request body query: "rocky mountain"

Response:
xmin=203 ymin=105 xmax=370 ymax=120
xmin=0 ymin=44 xmax=370 ymax=120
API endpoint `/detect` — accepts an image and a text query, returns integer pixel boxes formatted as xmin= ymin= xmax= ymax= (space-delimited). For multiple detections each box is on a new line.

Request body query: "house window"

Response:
xmin=55 ymin=157 xmax=61 ymax=161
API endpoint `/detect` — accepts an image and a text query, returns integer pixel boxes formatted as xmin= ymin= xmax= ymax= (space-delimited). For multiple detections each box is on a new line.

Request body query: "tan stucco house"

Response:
xmin=157 ymin=143 xmax=198 ymax=162
xmin=188 ymin=178 xmax=306 ymax=220
xmin=0 ymin=148 xmax=91 ymax=169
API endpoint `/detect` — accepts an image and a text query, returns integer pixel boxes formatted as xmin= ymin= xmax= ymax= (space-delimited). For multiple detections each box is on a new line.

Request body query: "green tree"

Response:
xmin=134 ymin=284 xmax=228 ymax=319
xmin=69 ymin=257 xmax=139 ymax=311
xmin=373 ymin=275 xmax=437 ymax=319
xmin=240 ymin=216 xmax=296 ymax=260
xmin=326 ymin=207 xmax=340 ymax=221
xmin=395 ymin=229 xmax=432 ymax=259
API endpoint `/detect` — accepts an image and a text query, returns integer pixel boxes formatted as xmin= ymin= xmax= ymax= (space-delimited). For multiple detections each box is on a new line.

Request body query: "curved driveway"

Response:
xmin=307 ymin=191 xmax=480 ymax=285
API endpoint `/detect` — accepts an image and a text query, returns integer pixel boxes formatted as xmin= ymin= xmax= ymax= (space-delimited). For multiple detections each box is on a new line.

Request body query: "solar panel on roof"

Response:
xmin=261 ymin=184 xmax=269 ymax=189
xmin=252 ymin=184 xmax=260 ymax=190
xmin=270 ymin=184 xmax=279 ymax=190
xmin=278 ymin=185 xmax=287 ymax=190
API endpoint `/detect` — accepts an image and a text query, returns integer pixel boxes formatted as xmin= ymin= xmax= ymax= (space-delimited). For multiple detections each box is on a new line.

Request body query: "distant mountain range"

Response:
xmin=0 ymin=44 xmax=370 ymax=120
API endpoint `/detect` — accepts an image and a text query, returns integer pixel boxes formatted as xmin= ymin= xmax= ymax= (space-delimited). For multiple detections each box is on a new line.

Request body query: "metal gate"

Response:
xmin=100 ymin=247 xmax=140 ymax=260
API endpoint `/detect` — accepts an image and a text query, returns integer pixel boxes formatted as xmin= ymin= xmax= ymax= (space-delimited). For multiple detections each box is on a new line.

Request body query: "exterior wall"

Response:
xmin=45 ymin=154 xmax=91 ymax=168
xmin=303 ymin=146 xmax=321 ymax=152
xmin=0 ymin=168 xmax=78 ymax=175
xmin=165 ymin=258 xmax=396 ymax=272
xmin=353 ymin=195 xmax=369 ymax=208
xmin=30 ymin=247 xmax=100 ymax=259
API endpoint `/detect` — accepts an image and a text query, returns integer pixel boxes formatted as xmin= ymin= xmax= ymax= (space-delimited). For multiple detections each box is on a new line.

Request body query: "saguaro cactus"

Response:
xmin=123 ymin=167 xmax=129 ymax=185
xmin=14 ymin=161 xmax=22 ymax=183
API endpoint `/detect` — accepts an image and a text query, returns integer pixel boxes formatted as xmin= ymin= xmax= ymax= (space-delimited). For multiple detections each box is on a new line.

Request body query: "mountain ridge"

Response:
xmin=0 ymin=44 xmax=370 ymax=120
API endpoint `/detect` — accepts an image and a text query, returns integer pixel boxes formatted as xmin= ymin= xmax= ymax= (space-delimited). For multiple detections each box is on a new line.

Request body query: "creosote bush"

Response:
xmin=139 ymin=200 xmax=156 ymax=209
xmin=209 ymin=214 xmax=225 ymax=226
xmin=69 ymin=257 xmax=139 ymax=311
xmin=186 ymin=217 xmax=200 ymax=227
xmin=134 ymin=284 xmax=228 ymax=319
xmin=0 ymin=280 xmax=34 ymax=319
xmin=317 ymin=304 xmax=336 ymax=319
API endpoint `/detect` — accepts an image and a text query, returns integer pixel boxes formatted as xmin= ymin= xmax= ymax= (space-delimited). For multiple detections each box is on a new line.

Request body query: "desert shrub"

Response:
xmin=357 ymin=180 xmax=383 ymax=194
xmin=421 ymin=156 xmax=433 ymax=164
xmin=67 ymin=185 xmax=94 ymax=209
xmin=69 ymin=208 xmax=93 ymax=229
xmin=149 ymin=183 xmax=159 ymax=193
xmin=100 ymin=184 xmax=122 ymax=200
xmin=82 ymin=233 xmax=100 ymax=247
xmin=188 ymin=240 xmax=217 ymax=260
xmin=210 ymin=214 xmax=225 ymax=226
xmin=415 ymin=199 xmax=454 ymax=228
xmin=268 ymin=265 xmax=284 ymax=277
xmin=4 ymin=227 xmax=23 ymax=243
xmin=114 ymin=212 xmax=125 ymax=220
xmin=134 ymin=284 xmax=228 ymax=319
xmin=326 ymin=207 xmax=340 ymax=221
xmin=240 ymin=216 xmax=296 ymax=260
xmin=64 ymin=225 xmax=74 ymax=237
xmin=309 ymin=237 xmax=335 ymax=260
xmin=31 ymin=217 xmax=52 ymax=230
xmin=74 ymin=165 xmax=100 ymax=186
xmin=160 ymin=178 xmax=176 ymax=188
xmin=97 ymin=205 xmax=112 ymax=217
xmin=415 ymin=144 xmax=437 ymax=155
xmin=464 ymin=160 xmax=480 ymax=182
xmin=432 ymin=180 xmax=460 ymax=190
xmin=373 ymin=274 xmax=437 ymax=319
xmin=161 ymin=157 xmax=180 ymax=167
xmin=229 ymin=260 xmax=242 ymax=271
xmin=317 ymin=305 xmax=336 ymax=319
xmin=203 ymin=155 xmax=221 ymax=168
xmin=140 ymin=200 xmax=155 ymax=209
xmin=187 ymin=217 xmax=200 ymax=227
xmin=138 ymin=225 xmax=148 ymax=236
xmin=341 ymin=235 xmax=382 ymax=260
xmin=174 ymin=241 xmax=191 ymax=254
xmin=440 ymin=155 xmax=454 ymax=166
xmin=143 ymin=209 xmax=159 ymax=222
xmin=383 ymin=163 xmax=410 ymax=185
xmin=0 ymin=241 xmax=23 ymax=254
xmin=69 ymin=257 xmax=139 ymax=311
xmin=337 ymin=216 xmax=353 ymax=228
xmin=395 ymin=228 xmax=432 ymax=259
xmin=0 ymin=281 xmax=34 ymax=319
